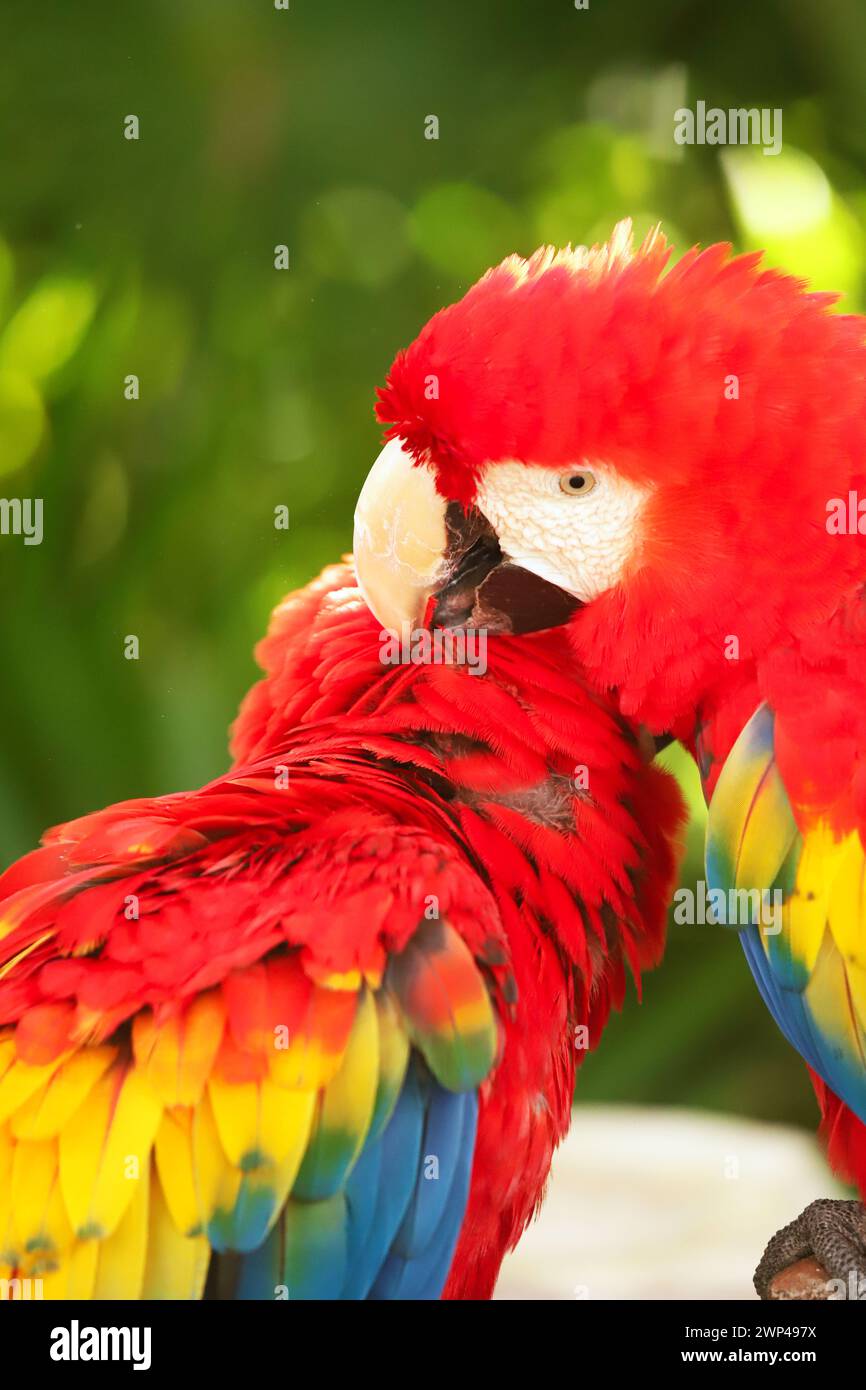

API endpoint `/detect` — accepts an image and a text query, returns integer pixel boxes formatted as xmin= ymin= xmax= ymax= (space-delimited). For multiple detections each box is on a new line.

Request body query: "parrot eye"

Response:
xmin=559 ymin=470 xmax=596 ymax=496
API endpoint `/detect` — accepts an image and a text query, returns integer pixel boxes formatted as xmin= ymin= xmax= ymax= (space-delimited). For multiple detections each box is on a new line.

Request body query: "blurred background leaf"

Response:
xmin=2 ymin=0 xmax=862 ymax=1130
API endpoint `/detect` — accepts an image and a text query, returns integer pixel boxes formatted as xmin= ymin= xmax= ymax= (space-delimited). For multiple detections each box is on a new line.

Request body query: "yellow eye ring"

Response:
xmin=559 ymin=470 xmax=596 ymax=496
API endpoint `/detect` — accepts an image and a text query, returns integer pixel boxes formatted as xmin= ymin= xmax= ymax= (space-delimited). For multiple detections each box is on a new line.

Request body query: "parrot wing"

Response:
xmin=704 ymin=700 xmax=866 ymax=1124
xmin=0 ymin=756 xmax=506 ymax=1300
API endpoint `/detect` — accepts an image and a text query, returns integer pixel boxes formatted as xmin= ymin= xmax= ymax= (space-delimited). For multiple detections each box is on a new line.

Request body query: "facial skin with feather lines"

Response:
xmin=474 ymin=460 xmax=652 ymax=605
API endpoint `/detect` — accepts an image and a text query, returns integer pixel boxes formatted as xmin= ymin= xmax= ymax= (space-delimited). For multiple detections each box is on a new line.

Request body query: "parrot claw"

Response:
xmin=754 ymin=1198 xmax=866 ymax=1300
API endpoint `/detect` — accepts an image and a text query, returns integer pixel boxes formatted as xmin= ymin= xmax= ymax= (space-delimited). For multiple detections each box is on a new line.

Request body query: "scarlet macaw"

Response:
xmin=0 ymin=557 xmax=683 ymax=1299
xmin=359 ymin=219 xmax=866 ymax=1294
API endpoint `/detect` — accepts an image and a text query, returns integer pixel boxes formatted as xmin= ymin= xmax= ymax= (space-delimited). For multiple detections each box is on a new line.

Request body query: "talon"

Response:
xmin=755 ymin=1199 xmax=866 ymax=1300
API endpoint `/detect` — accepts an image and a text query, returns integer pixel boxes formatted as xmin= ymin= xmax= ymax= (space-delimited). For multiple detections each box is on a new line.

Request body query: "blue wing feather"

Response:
xmin=230 ymin=1056 xmax=478 ymax=1301
xmin=369 ymin=1088 xmax=477 ymax=1300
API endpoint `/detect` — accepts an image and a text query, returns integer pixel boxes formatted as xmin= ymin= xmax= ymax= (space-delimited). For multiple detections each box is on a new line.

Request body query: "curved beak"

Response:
xmin=353 ymin=438 xmax=451 ymax=631
xmin=353 ymin=437 xmax=582 ymax=635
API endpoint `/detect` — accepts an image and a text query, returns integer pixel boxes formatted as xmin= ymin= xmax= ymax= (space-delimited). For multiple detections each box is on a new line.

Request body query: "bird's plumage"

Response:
xmin=375 ymin=217 xmax=866 ymax=1210
xmin=706 ymin=702 xmax=866 ymax=1124
xmin=0 ymin=563 xmax=684 ymax=1298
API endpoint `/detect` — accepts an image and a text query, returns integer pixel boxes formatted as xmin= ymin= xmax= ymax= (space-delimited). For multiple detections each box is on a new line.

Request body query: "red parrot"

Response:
xmin=358 ymin=218 xmax=866 ymax=1295
xmin=0 ymin=555 xmax=683 ymax=1300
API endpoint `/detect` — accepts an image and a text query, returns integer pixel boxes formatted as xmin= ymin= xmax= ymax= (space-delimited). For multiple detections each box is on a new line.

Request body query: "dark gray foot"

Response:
xmin=755 ymin=1198 xmax=866 ymax=1299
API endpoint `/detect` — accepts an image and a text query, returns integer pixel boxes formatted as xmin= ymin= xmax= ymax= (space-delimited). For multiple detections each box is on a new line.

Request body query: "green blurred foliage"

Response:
xmin=2 ymin=0 xmax=864 ymax=1129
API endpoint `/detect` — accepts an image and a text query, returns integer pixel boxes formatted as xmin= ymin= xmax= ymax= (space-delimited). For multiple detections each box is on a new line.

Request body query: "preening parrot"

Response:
xmin=358 ymin=217 xmax=866 ymax=1294
xmin=0 ymin=557 xmax=683 ymax=1300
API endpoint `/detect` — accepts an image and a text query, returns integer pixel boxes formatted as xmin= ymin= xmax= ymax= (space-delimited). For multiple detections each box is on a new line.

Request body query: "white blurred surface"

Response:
xmin=494 ymin=1105 xmax=843 ymax=1300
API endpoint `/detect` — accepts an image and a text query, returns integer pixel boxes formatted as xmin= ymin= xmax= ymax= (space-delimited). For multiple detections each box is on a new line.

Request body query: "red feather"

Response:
xmin=0 ymin=561 xmax=685 ymax=1297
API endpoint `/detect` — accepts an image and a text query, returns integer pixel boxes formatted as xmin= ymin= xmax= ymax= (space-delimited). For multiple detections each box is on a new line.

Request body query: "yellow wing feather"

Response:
xmin=0 ymin=918 xmax=499 ymax=1299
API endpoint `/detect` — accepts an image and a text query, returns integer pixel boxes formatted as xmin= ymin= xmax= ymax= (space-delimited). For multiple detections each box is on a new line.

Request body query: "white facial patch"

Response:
xmin=474 ymin=461 xmax=651 ymax=603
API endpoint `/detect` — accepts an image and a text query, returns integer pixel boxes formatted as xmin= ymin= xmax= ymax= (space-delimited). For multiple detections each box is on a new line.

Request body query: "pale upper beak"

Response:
xmin=352 ymin=437 xmax=451 ymax=631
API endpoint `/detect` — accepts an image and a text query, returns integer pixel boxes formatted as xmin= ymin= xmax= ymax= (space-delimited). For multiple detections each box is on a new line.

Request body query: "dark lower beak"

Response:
xmin=429 ymin=503 xmax=582 ymax=635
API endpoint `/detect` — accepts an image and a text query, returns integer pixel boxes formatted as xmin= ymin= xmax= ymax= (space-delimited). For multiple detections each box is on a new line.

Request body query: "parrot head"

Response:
xmin=354 ymin=220 xmax=866 ymax=730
